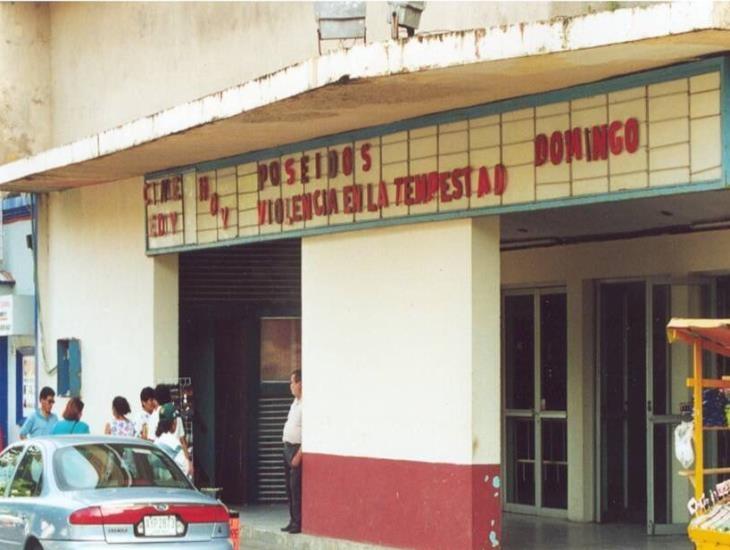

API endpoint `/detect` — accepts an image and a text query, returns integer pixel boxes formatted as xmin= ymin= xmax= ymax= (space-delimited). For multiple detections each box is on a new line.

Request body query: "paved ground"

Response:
xmin=503 ymin=514 xmax=690 ymax=549
xmin=236 ymin=505 xmax=693 ymax=549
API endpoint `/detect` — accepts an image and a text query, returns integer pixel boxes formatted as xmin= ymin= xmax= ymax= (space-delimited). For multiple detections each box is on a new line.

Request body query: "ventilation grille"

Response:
xmin=256 ymin=397 xmax=291 ymax=502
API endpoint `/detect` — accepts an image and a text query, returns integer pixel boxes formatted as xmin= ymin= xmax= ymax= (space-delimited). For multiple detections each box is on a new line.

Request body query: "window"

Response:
xmin=9 ymin=445 xmax=43 ymax=497
xmin=0 ymin=446 xmax=23 ymax=495
xmin=260 ymin=318 xmax=301 ymax=382
xmin=54 ymin=443 xmax=191 ymax=491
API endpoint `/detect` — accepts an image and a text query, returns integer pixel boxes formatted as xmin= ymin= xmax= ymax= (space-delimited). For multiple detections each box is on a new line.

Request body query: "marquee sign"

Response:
xmin=145 ymin=71 xmax=721 ymax=252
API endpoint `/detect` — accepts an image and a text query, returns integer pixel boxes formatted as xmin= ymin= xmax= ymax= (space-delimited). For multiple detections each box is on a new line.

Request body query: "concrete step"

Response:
xmin=240 ymin=523 xmax=398 ymax=550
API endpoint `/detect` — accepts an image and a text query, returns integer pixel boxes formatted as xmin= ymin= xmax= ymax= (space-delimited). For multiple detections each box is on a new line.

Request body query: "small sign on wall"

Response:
xmin=0 ymin=295 xmax=34 ymax=336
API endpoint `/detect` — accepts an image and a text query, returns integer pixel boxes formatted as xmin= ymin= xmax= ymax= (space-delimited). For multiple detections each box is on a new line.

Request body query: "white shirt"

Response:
xmin=282 ymin=397 xmax=302 ymax=444
xmin=135 ymin=410 xmax=152 ymax=439
xmin=147 ymin=407 xmax=186 ymax=440
xmin=148 ymin=408 xmax=159 ymax=439
xmin=155 ymin=432 xmax=189 ymax=474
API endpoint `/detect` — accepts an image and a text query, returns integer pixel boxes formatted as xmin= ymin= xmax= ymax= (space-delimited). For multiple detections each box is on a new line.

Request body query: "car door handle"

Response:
xmin=14 ymin=513 xmax=28 ymax=525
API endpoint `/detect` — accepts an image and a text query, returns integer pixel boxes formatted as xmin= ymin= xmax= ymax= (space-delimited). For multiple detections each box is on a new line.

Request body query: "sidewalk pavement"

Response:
xmin=235 ymin=504 xmax=692 ymax=549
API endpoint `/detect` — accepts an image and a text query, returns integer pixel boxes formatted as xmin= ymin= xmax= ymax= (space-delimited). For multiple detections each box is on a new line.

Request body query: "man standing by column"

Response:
xmin=19 ymin=387 xmax=58 ymax=439
xmin=281 ymin=369 xmax=302 ymax=534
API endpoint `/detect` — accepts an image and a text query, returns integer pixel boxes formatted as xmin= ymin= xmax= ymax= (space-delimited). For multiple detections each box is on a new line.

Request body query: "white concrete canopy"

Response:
xmin=4 ymin=2 xmax=730 ymax=192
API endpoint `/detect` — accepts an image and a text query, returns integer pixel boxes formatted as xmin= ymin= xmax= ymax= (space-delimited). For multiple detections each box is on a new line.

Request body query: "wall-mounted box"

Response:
xmin=387 ymin=2 xmax=425 ymax=32
xmin=57 ymin=338 xmax=81 ymax=398
xmin=314 ymin=2 xmax=366 ymax=40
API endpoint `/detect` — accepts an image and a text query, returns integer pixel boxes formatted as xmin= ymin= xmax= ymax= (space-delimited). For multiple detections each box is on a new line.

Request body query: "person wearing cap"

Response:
xmin=154 ymin=402 xmax=191 ymax=476
xmin=149 ymin=384 xmax=192 ymax=468
xmin=281 ymin=369 xmax=303 ymax=534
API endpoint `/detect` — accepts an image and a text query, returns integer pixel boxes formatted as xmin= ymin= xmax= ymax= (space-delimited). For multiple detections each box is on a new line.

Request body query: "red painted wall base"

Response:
xmin=302 ymin=453 xmax=501 ymax=550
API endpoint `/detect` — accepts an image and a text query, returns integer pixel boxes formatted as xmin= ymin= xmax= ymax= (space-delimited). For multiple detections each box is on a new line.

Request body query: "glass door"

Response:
xmin=503 ymin=289 xmax=567 ymax=515
xmin=646 ymin=280 xmax=708 ymax=534
xmin=597 ymin=279 xmax=708 ymax=532
xmin=598 ymin=282 xmax=646 ymax=524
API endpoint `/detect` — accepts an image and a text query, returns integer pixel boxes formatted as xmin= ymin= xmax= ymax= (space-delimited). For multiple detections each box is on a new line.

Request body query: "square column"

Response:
xmin=301 ymin=217 xmax=501 ymax=550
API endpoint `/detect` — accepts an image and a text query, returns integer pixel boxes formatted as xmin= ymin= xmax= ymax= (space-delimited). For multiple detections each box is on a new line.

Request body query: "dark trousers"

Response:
xmin=283 ymin=442 xmax=302 ymax=528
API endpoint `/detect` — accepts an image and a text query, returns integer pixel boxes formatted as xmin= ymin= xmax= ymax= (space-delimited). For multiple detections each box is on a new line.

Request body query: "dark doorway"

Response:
xmin=599 ymin=282 xmax=647 ymax=523
xmin=179 ymin=239 xmax=301 ymax=505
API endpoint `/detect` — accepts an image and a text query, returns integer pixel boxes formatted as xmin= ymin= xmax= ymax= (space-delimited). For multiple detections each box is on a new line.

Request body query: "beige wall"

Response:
xmin=48 ymin=2 xmax=318 ymax=145
xmin=367 ymin=2 xmax=644 ymax=43
xmin=302 ymin=217 xmax=501 ymax=465
xmin=36 ymin=178 xmax=178 ymax=434
xmin=45 ymin=2 xmax=638 ymax=146
xmin=0 ymin=2 xmax=51 ymax=162
xmin=502 ymin=229 xmax=730 ymax=284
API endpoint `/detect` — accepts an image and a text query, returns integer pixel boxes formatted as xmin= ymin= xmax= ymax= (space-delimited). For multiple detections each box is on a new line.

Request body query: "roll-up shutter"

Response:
xmin=180 ymin=239 xmax=301 ymax=304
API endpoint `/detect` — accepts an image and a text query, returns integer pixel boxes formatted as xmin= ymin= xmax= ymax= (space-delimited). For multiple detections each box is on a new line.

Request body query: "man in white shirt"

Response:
xmin=281 ymin=369 xmax=302 ymax=534
xmin=135 ymin=386 xmax=157 ymax=440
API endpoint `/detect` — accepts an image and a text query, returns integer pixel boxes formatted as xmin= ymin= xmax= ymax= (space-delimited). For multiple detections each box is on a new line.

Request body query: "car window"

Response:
xmin=9 ymin=446 xmax=43 ymax=497
xmin=145 ymin=448 xmax=181 ymax=485
xmin=54 ymin=443 xmax=191 ymax=491
xmin=0 ymin=447 xmax=24 ymax=496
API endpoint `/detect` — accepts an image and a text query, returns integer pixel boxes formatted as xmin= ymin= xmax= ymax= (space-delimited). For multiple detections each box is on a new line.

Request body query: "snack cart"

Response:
xmin=667 ymin=318 xmax=730 ymax=548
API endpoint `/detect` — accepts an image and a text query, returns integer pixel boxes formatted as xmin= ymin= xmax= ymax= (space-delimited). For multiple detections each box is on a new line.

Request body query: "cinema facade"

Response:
xmin=6 ymin=5 xmax=730 ymax=549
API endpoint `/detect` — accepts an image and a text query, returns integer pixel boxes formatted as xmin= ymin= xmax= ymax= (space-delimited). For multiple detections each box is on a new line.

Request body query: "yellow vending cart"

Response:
xmin=667 ymin=318 xmax=730 ymax=549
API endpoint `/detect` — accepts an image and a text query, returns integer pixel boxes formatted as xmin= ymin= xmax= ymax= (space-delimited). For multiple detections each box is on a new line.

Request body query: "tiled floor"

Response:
xmin=502 ymin=514 xmax=691 ymax=549
xmin=236 ymin=505 xmax=693 ymax=549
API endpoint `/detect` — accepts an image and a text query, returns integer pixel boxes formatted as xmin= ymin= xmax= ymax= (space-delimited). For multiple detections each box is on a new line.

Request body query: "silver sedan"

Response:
xmin=0 ymin=436 xmax=232 ymax=549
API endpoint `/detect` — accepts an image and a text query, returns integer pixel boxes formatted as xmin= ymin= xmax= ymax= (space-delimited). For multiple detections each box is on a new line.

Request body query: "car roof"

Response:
xmin=11 ymin=435 xmax=157 ymax=451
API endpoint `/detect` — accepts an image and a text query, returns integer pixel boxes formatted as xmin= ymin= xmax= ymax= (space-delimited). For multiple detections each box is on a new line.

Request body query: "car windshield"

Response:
xmin=53 ymin=443 xmax=192 ymax=491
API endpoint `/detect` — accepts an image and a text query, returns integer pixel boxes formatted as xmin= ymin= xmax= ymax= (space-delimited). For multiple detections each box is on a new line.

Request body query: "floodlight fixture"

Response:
xmin=387 ymin=2 xmax=425 ymax=39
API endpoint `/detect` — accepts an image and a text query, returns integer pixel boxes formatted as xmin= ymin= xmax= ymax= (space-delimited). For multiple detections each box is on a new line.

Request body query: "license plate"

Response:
xmin=143 ymin=515 xmax=177 ymax=537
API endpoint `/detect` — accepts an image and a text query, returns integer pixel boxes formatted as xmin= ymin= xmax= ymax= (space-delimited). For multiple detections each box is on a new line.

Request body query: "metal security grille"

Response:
xmin=179 ymin=239 xmax=301 ymax=304
xmin=256 ymin=397 xmax=292 ymax=502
